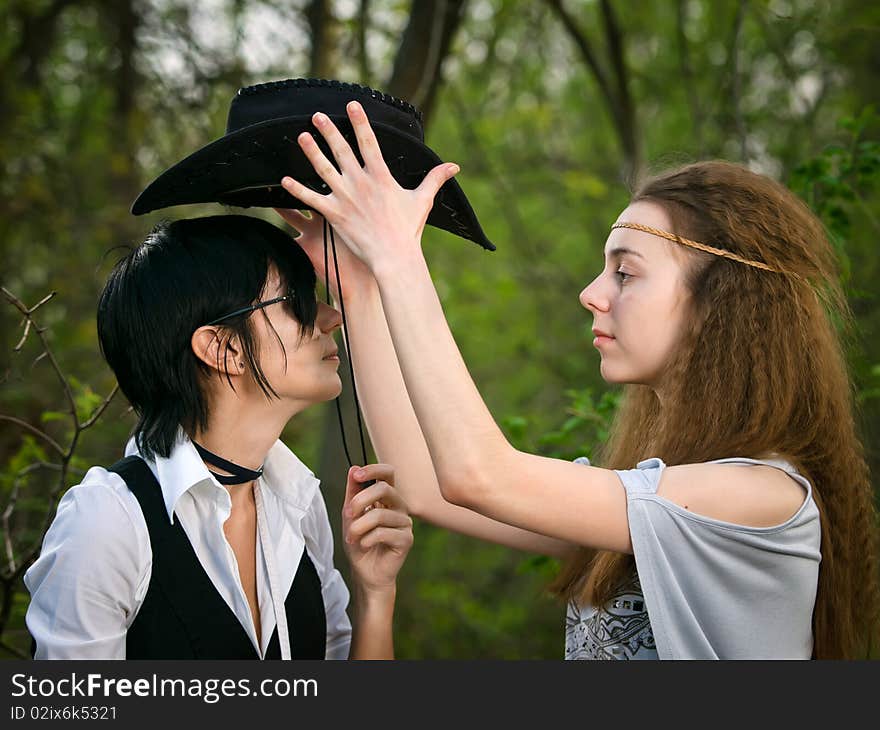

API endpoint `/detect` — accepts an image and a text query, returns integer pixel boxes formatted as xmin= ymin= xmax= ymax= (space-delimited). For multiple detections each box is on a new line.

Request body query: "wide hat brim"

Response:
xmin=131 ymin=115 xmax=495 ymax=251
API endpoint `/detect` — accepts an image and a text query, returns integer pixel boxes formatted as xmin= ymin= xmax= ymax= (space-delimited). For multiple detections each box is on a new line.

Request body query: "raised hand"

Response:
xmin=279 ymin=101 xmax=460 ymax=275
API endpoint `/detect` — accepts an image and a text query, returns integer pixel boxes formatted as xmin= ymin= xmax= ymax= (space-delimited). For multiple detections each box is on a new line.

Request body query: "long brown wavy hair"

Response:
xmin=552 ymin=160 xmax=880 ymax=659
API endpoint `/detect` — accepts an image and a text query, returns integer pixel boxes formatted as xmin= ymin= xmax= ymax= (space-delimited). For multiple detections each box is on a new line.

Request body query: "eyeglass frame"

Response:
xmin=204 ymin=292 xmax=293 ymax=327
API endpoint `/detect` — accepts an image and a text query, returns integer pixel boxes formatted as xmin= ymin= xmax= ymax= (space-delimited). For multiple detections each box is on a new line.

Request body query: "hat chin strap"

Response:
xmin=323 ymin=219 xmax=376 ymax=489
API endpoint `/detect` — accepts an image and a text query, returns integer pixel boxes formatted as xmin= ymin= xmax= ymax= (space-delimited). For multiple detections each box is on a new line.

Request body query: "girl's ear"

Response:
xmin=191 ymin=326 xmax=246 ymax=376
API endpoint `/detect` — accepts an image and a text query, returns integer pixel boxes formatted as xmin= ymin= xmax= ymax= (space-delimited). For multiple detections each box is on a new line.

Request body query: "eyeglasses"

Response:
xmin=205 ymin=292 xmax=293 ymax=326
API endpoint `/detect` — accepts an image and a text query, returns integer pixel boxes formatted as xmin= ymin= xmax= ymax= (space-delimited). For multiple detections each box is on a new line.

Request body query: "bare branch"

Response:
xmin=1 ymin=288 xmax=116 ymax=596
xmin=80 ymin=384 xmax=120 ymax=430
xmin=0 ymin=416 xmax=65 ymax=457
xmin=39 ymin=338 xmax=77 ymax=422
xmin=1 ymin=287 xmax=54 ymax=315
xmin=3 ymin=462 xmax=64 ymax=575
xmin=2 ymin=484 xmax=18 ymax=574
xmin=3 ymin=288 xmax=77 ymax=425
xmin=28 ymin=292 xmax=57 ymax=315
xmin=13 ymin=320 xmax=32 ymax=352
xmin=9 ymin=461 xmax=62 ymax=480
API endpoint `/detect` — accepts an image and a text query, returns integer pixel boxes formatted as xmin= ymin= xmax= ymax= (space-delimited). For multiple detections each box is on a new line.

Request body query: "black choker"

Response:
xmin=192 ymin=441 xmax=263 ymax=485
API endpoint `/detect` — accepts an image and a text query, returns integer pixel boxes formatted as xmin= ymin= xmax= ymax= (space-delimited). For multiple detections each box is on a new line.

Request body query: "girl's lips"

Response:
xmin=592 ymin=335 xmax=615 ymax=348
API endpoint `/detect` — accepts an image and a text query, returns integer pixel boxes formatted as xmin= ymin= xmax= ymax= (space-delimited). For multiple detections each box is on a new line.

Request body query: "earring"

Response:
xmin=239 ymin=362 xmax=244 ymax=368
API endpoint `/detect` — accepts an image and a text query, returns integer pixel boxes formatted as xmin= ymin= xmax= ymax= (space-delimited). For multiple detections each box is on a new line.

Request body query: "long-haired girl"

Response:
xmin=276 ymin=102 xmax=879 ymax=659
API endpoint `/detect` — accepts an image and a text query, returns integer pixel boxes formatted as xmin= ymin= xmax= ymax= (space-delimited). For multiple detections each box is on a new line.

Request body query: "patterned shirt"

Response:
xmin=564 ymin=454 xmax=819 ymax=659
xmin=565 ymin=574 xmax=658 ymax=660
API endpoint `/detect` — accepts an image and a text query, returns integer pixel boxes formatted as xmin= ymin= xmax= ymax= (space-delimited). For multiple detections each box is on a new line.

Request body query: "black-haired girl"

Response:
xmin=25 ymin=214 xmax=413 ymax=659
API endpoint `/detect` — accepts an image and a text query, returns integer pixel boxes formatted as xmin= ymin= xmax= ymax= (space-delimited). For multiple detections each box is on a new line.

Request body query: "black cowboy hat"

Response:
xmin=131 ymin=78 xmax=495 ymax=251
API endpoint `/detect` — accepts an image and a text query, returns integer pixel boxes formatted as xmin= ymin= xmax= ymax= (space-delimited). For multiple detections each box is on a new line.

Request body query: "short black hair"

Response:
xmin=97 ymin=215 xmax=318 ymax=459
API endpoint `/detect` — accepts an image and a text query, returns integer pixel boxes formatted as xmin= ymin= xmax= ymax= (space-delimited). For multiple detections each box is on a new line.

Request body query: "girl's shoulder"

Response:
xmin=620 ymin=455 xmax=811 ymax=531
xmin=46 ymin=465 xmax=148 ymax=549
xmin=24 ymin=464 xmax=150 ymax=600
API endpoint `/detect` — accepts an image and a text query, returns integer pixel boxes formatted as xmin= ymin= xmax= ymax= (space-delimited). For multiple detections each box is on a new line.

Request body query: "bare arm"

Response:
xmin=342 ymin=282 xmax=575 ymax=558
xmin=349 ymin=588 xmax=396 ymax=659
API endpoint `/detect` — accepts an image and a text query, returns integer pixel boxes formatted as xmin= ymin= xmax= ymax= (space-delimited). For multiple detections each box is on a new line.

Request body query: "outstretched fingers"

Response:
xmin=346 ymin=101 xmax=390 ymax=174
xmin=298 ymin=130 xmax=342 ymax=185
xmin=311 ymin=112 xmax=362 ymax=174
xmin=280 ymin=173 xmax=328 ymax=213
xmin=416 ymin=162 xmax=460 ymax=207
xmin=279 ymin=130 xmax=344 ymax=213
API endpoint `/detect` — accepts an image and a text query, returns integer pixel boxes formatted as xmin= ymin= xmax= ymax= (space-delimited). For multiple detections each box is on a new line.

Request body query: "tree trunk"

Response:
xmin=107 ymin=0 xmax=141 ymax=201
xmin=386 ymin=0 xmax=468 ymax=128
xmin=306 ymin=0 xmax=338 ymax=78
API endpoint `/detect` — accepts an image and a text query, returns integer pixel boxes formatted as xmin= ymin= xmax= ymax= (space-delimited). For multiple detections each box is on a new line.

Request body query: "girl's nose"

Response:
xmin=579 ymin=274 xmax=610 ymax=313
xmin=317 ymin=301 xmax=343 ymax=333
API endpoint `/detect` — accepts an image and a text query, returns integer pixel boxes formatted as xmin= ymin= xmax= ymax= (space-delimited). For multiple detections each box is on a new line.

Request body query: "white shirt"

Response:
xmin=24 ymin=434 xmax=352 ymax=660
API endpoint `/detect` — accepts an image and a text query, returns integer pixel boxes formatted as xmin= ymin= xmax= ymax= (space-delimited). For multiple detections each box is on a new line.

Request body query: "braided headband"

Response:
xmin=610 ymin=221 xmax=787 ymax=275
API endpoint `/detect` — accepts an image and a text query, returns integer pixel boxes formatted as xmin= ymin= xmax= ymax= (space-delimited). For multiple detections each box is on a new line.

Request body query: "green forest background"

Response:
xmin=1 ymin=0 xmax=878 ymax=659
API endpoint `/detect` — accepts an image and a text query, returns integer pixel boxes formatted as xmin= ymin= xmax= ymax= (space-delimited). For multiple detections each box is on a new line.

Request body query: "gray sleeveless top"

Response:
xmin=565 ymin=456 xmax=821 ymax=660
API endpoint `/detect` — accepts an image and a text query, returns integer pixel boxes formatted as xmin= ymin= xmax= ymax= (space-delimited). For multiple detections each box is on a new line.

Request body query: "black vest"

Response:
xmin=110 ymin=455 xmax=327 ymax=660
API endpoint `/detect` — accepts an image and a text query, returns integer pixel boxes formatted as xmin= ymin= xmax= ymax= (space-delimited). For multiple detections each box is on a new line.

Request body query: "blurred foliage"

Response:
xmin=1 ymin=0 xmax=879 ymax=658
xmin=790 ymin=107 xmax=880 ymax=289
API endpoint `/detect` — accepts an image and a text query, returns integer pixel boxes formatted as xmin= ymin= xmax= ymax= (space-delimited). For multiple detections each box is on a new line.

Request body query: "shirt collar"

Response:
xmin=260 ymin=438 xmax=321 ymax=512
xmin=124 ymin=431 xmax=321 ymax=523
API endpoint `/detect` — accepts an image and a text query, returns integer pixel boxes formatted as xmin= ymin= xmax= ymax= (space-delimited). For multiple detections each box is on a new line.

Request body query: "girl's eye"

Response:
xmin=615 ymin=270 xmax=632 ymax=283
